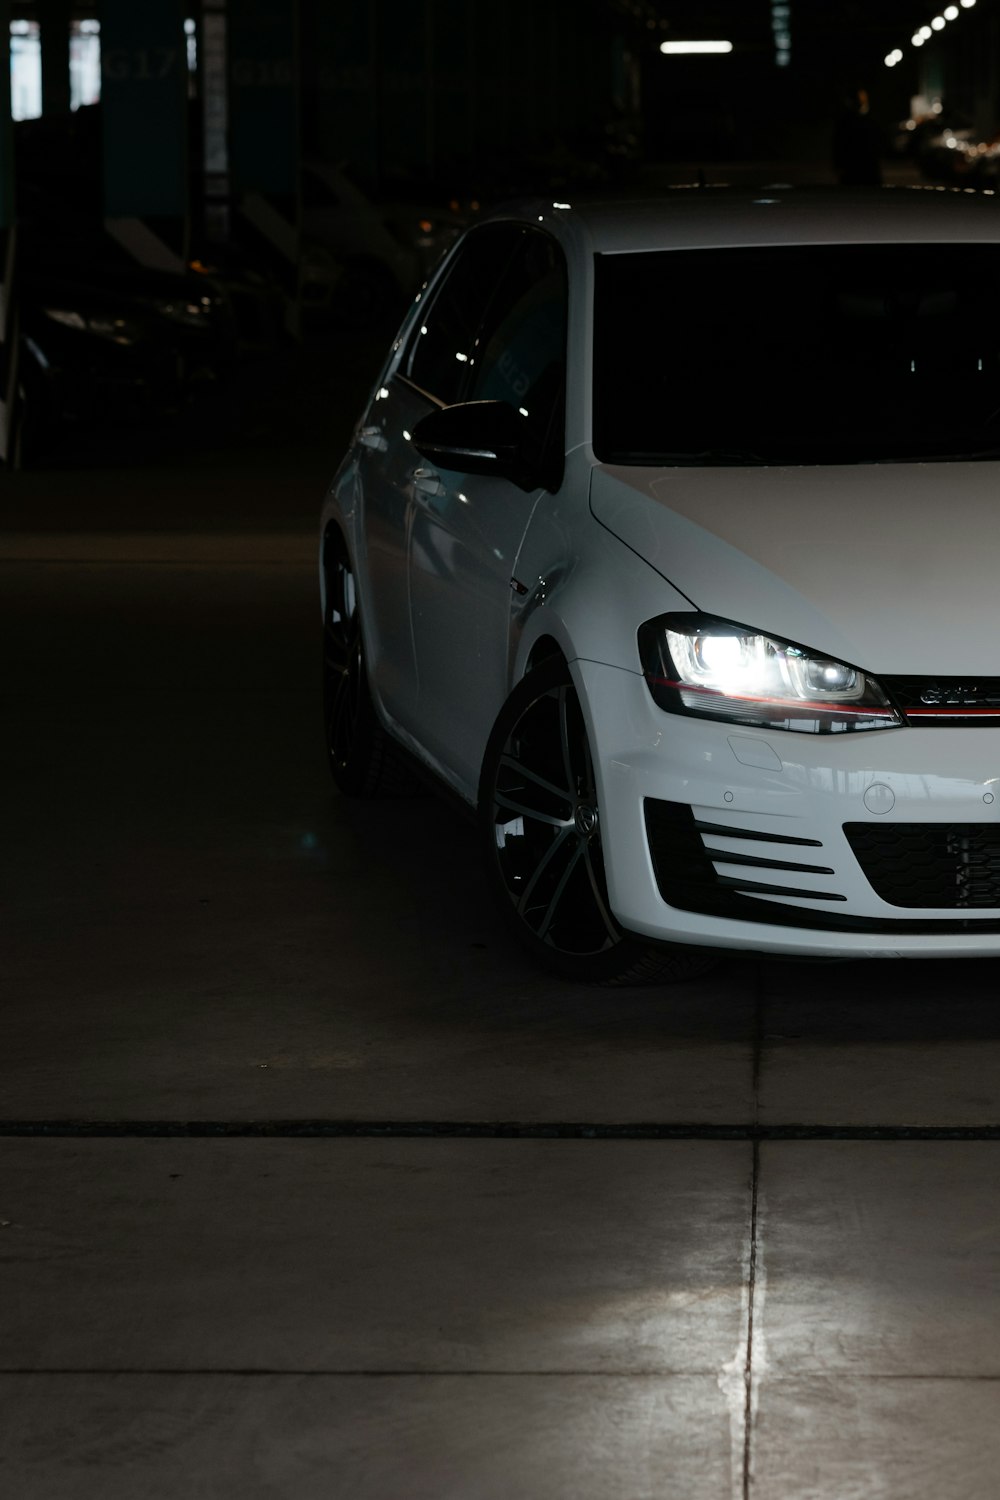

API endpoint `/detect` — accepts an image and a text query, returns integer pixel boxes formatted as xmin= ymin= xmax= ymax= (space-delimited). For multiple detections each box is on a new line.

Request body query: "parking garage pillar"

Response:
xmin=101 ymin=0 xmax=189 ymax=272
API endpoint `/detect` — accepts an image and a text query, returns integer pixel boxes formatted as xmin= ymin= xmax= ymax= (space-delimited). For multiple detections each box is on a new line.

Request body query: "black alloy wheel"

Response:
xmin=322 ymin=531 xmax=412 ymax=797
xmin=479 ymin=658 xmax=719 ymax=984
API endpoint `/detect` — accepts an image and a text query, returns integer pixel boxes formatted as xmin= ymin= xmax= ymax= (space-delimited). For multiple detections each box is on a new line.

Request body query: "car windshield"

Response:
xmin=593 ymin=243 xmax=1000 ymax=465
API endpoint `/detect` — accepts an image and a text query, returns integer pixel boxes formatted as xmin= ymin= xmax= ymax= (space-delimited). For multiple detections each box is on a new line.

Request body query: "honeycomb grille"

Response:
xmin=844 ymin=823 xmax=1000 ymax=908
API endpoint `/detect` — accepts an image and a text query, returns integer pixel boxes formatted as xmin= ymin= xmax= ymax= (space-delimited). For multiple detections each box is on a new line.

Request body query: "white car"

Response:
xmin=319 ymin=188 xmax=1000 ymax=982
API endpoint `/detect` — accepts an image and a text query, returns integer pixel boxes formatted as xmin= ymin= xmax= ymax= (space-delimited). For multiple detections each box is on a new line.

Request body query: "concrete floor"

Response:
xmin=3 ymin=326 xmax=1000 ymax=1498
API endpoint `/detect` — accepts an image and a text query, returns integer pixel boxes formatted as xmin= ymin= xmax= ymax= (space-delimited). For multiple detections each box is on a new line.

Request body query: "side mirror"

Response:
xmin=411 ymin=400 xmax=546 ymax=493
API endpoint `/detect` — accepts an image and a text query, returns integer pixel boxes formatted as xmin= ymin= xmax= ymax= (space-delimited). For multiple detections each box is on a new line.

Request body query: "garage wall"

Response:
xmin=300 ymin=0 xmax=622 ymax=197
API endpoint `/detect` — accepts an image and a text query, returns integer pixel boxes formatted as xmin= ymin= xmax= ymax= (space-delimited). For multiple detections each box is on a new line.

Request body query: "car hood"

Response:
xmin=591 ymin=461 xmax=1000 ymax=675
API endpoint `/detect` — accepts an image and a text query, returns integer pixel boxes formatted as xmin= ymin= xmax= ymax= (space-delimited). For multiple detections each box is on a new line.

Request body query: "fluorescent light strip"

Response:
xmin=660 ymin=40 xmax=733 ymax=55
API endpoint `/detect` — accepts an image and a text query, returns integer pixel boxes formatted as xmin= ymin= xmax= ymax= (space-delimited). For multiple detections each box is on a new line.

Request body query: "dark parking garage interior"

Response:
xmin=5 ymin=4 xmax=1000 ymax=1497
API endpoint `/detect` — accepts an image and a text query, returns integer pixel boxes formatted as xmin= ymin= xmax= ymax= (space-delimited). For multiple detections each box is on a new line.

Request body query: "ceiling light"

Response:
xmin=659 ymin=39 xmax=734 ymax=54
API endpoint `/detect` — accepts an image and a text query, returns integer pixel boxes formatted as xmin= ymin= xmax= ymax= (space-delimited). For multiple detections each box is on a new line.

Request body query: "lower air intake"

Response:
xmin=643 ymin=799 xmax=843 ymax=912
xmin=844 ymin=822 xmax=1000 ymax=908
xmin=643 ymin=800 xmax=1000 ymax=933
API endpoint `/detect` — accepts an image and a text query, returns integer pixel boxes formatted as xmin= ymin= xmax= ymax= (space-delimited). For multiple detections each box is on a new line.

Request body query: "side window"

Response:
xmin=404 ymin=224 xmax=521 ymax=406
xmin=466 ymin=231 xmax=567 ymax=447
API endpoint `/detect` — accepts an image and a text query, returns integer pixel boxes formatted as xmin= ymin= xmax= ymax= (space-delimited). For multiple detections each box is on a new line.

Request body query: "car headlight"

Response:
xmin=638 ymin=613 xmax=901 ymax=733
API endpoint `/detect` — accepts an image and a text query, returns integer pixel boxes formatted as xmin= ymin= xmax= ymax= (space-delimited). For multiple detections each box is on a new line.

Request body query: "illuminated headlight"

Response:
xmin=638 ymin=613 xmax=901 ymax=733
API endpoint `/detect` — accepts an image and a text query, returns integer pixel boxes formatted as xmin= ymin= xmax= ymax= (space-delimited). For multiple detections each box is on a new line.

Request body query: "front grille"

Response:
xmin=882 ymin=675 xmax=1000 ymax=726
xmin=844 ymin=822 xmax=1000 ymax=908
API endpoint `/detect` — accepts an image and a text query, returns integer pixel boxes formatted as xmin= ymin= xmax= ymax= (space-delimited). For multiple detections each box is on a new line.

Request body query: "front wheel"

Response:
xmin=479 ymin=659 xmax=720 ymax=985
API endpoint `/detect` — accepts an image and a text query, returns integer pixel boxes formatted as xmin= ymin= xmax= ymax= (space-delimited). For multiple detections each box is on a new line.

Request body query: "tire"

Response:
xmin=479 ymin=658 xmax=720 ymax=984
xmin=322 ymin=532 xmax=415 ymax=797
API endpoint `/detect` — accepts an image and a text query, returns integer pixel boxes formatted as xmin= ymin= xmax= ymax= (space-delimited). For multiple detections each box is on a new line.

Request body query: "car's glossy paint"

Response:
xmin=577 ymin=658 xmax=1000 ymax=956
xmin=320 ymin=189 xmax=1000 ymax=958
xmin=590 ymin=461 xmax=1000 ymax=676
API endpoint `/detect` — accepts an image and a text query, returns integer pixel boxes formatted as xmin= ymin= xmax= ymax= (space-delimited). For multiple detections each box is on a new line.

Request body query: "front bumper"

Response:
xmin=575 ymin=657 xmax=1000 ymax=959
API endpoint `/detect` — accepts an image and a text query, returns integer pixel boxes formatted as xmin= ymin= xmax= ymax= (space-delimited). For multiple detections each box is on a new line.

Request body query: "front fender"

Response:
xmin=509 ymin=455 xmax=693 ymax=688
xmin=317 ymin=454 xmax=364 ymax=622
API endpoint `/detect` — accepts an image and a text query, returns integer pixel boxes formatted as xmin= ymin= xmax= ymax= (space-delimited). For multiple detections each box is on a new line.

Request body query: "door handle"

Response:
xmin=358 ymin=425 xmax=388 ymax=452
xmin=410 ymin=466 xmax=445 ymax=497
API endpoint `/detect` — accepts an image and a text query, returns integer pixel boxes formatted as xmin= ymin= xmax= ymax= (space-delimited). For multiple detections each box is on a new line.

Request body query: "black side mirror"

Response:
xmin=411 ymin=400 xmax=546 ymax=493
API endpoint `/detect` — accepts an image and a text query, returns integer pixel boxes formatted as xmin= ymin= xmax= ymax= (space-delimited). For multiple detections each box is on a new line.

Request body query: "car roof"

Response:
xmin=510 ymin=186 xmax=1000 ymax=254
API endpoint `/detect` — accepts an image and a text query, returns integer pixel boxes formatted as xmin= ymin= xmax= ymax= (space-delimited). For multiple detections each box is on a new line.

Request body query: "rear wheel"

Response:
xmin=322 ymin=533 xmax=413 ymax=797
xmin=479 ymin=658 xmax=719 ymax=984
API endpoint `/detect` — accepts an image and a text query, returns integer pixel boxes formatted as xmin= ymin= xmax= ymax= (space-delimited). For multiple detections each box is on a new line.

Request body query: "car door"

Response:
xmin=407 ymin=227 xmax=568 ymax=794
xmin=355 ymin=223 xmax=520 ymax=730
